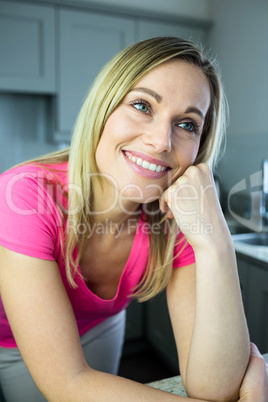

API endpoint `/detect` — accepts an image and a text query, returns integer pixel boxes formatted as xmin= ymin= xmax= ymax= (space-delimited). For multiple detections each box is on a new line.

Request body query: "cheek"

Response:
xmin=102 ymin=112 xmax=135 ymax=146
xmin=191 ymin=143 xmax=201 ymax=164
xmin=175 ymin=140 xmax=201 ymax=168
xmin=102 ymin=112 xmax=117 ymax=133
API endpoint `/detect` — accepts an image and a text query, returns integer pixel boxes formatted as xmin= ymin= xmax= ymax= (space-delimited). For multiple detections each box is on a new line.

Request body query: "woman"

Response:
xmin=0 ymin=37 xmax=266 ymax=401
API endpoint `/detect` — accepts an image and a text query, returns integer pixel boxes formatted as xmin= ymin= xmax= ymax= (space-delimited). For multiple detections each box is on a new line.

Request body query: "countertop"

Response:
xmin=226 ymin=216 xmax=268 ymax=264
xmin=147 ymin=375 xmax=187 ymax=397
xmin=232 ymin=239 xmax=268 ymax=264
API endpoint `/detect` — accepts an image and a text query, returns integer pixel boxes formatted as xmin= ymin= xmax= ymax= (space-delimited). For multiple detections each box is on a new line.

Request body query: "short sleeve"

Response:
xmin=0 ymin=167 xmax=62 ymax=260
xmin=172 ymin=231 xmax=195 ymax=268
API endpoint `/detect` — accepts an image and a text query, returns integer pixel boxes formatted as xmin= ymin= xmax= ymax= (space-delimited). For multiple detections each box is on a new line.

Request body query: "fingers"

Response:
xmin=159 ymin=191 xmax=174 ymax=219
xmin=249 ymin=343 xmax=268 ymax=380
xmin=159 ymin=163 xmax=214 ymax=226
xmin=250 ymin=343 xmax=268 ymax=373
xmin=250 ymin=342 xmax=262 ymax=357
xmin=239 ymin=343 xmax=268 ymax=401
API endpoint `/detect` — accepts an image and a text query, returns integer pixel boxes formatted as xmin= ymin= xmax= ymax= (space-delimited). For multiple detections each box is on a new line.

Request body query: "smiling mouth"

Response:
xmin=124 ymin=151 xmax=171 ymax=172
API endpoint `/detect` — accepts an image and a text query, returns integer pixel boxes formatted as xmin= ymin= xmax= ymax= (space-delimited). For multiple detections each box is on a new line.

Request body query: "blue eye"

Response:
xmin=131 ymin=99 xmax=151 ymax=114
xmin=134 ymin=103 xmax=149 ymax=113
xmin=179 ymin=122 xmax=200 ymax=135
xmin=179 ymin=122 xmax=194 ymax=131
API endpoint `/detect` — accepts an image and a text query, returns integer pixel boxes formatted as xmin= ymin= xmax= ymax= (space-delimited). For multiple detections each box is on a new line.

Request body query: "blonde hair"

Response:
xmin=23 ymin=37 xmax=228 ymax=302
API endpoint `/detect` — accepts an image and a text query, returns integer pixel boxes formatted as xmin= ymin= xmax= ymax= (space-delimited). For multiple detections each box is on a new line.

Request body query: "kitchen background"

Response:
xmin=0 ymin=0 xmax=267 ymax=384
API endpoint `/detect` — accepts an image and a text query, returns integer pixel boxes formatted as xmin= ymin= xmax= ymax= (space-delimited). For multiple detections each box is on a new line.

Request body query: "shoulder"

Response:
xmin=0 ymin=162 xmax=68 ymax=211
xmin=0 ymin=163 xmax=68 ymax=260
xmin=0 ymin=161 xmax=68 ymax=181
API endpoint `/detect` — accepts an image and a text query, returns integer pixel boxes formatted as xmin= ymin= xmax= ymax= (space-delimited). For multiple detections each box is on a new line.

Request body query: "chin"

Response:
xmin=121 ymin=186 xmax=163 ymax=203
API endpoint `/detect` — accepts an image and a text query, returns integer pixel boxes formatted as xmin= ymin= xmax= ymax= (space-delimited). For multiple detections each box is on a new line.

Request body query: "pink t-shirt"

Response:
xmin=0 ymin=162 xmax=195 ymax=348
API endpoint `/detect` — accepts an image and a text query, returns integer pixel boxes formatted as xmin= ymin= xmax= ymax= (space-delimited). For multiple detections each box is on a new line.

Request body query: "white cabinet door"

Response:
xmin=0 ymin=1 xmax=55 ymax=93
xmin=57 ymin=9 xmax=135 ymax=134
xmin=137 ymin=19 xmax=208 ymax=43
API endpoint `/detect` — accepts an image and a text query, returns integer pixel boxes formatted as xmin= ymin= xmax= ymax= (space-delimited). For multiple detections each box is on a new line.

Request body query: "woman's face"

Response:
xmin=95 ymin=59 xmax=211 ymax=206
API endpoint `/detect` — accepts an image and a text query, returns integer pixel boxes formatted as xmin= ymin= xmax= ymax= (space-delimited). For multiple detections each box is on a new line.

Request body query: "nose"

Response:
xmin=141 ymin=121 xmax=172 ymax=153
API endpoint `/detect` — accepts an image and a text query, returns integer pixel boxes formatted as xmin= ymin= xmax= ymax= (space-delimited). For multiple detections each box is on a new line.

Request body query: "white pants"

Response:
xmin=0 ymin=310 xmax=126 ymax=402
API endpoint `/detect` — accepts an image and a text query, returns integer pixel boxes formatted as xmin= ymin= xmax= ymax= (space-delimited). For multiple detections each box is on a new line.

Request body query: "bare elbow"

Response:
xmin=185 ymin=378 xmax=240 ymax=402
xmin=187 ymin=390 xmax=239 ymax=402
xmin=184 ymin=350 xmax=250 ymax=402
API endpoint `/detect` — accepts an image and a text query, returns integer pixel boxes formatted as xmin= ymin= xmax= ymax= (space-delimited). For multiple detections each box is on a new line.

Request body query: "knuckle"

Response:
xmin=199 ymin=162 xmax=210 ymax=172
xmin=195 ymin=163 xmax=213 ymax=180
xmin=186 ymin=165 xmax=199 ymax=177
xmin=176 ymin=176 xmax=190 ymax=189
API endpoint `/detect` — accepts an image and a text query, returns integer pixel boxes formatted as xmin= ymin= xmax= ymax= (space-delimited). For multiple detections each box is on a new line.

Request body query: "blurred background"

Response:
xmin=0 ymin=0 xmax=267 ymax=384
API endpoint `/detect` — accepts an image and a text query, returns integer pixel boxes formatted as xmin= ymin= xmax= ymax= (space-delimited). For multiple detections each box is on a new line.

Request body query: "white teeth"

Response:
xmin=126 ymin=153 xmax=167 ymax=172
xmin=148 ymin=163 xmax=157 ymax=172
xmin=142 ymin=160 xmax=150 ymax=169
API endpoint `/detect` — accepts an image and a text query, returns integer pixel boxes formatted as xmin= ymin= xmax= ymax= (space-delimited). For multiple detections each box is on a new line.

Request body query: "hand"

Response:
xmin=239 ymin=343 xmax=268 ymax=401
xmin=159 ymin=163 xmax=230 ymax=249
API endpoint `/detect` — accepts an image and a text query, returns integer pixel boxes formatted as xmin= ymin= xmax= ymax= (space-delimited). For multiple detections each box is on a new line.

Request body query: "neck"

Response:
xmin=91 ymin=178 xmax=142 ymax=226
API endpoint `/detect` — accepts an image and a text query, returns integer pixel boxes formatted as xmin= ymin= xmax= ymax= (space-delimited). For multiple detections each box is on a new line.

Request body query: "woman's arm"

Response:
xmin=162 ymin=163 xmax=250 ymax=402
xmin=0 ymin=245 xmax=213 ymax=402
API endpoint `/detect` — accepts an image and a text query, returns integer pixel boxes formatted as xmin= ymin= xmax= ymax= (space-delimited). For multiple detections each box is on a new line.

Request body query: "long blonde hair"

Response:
xmin=23 ymin=37 xmax=228 ymax=302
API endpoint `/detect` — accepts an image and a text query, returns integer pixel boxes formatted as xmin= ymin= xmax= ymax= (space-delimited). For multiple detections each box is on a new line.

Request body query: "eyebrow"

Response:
xmin=185 ymin=106 xmax=205 ymax=121
xmin=129 ymin=87 xmax=205 ymax=120
xmin=129 ymin=87 xmax=163 ymax=103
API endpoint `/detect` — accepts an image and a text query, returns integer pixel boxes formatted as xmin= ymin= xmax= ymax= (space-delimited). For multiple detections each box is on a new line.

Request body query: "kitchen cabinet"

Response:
xmin=125 ymin=299 xmax=144 ymax=341
xmin=0 ymin=1 xmax=55 ymax=93
xmin=0 ymin=1 xmax=209 ymax=139
xmin=236 ymin=253 xmax=268 ymax=354
xmin=247 ymin=260 xmax=268 ymax=354
xmin=137 ymin=19 xmax=208 ymax=43
xmin=56 ymin=8 xmax=209 ymax=138
xmin=146 ymin=292 xmax=179 ymax=373
xmin=56 ymin=9 xmax=135 ymax=135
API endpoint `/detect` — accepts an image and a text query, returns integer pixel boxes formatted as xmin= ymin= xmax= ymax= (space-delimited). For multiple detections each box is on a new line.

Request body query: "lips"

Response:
xmin=125 ymin=151 xmax=169 ymax=172
xmin=122 ymin=150 xmax=171 ymax=179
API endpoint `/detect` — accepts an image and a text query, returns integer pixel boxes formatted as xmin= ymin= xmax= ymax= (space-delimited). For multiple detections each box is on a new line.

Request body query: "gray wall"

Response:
xmin=0 ymin=94 xmax=57 ymax=173
xmin=208 ymin=0 xmax=268 ymax=196
xmin=69 ymin=0 xmax=210 ymax=20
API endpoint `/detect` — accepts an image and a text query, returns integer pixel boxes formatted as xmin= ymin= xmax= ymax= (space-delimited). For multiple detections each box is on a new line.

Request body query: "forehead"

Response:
xmin=136 ymin=58 xmax=208 ymax=90
xmin=132 ymin=59 xmax=211 ymax=112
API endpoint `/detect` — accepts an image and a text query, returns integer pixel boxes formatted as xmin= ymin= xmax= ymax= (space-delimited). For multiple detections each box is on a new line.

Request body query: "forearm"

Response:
xmin=51 ymin=367 xmax=213 ymax=402
xmin=161 ymin=164 xmax=250 ymax=401
xmin=186 ymin=240 xmax=250 ymax=401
